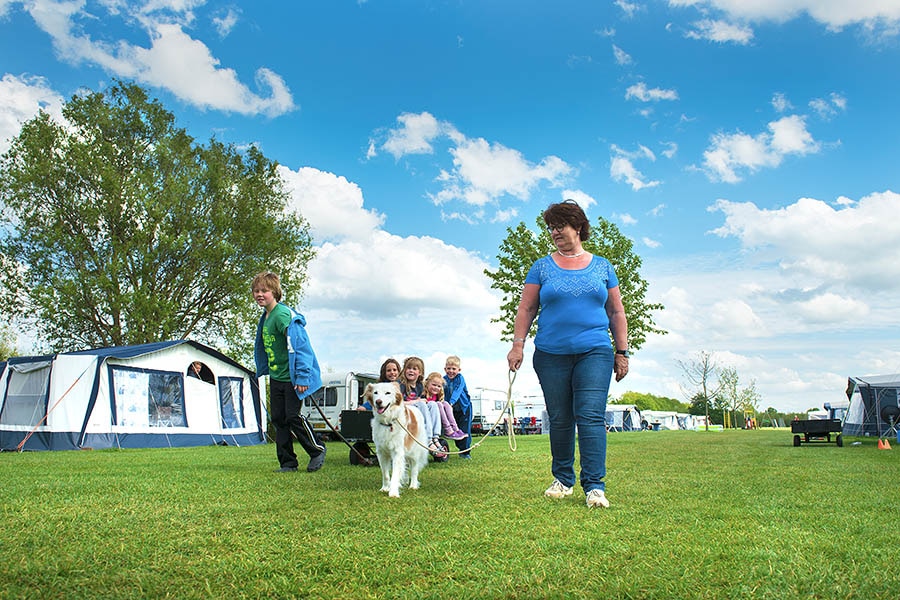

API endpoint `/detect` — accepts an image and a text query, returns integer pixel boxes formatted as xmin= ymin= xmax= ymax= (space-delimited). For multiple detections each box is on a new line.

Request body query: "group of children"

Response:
xmin=369 ymin=355 xmax=473 ymax=460
xmin=252 ymin=270 xmax=473 ymax=472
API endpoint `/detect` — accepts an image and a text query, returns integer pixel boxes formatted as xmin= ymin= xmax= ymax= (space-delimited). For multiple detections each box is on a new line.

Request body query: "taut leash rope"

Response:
xmin=394 ymin=369 xmax=519 ymax=455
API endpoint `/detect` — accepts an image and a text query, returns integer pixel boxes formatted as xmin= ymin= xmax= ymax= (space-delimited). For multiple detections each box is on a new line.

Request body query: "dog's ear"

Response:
xmin=363 ymin=383 xmax=374 ymax=401
xmin=392 ymin=382 xmax=402 ymax=404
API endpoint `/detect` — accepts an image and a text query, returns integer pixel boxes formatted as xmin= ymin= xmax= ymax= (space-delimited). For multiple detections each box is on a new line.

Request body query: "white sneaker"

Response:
xmin=586 ymin=489 xmax=609 ymax=509
xmin=544 ymin=479 xmax=573 ymax=499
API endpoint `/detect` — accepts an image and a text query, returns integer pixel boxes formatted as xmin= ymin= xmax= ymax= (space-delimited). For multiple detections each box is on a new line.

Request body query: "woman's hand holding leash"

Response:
xmin=507 ymin=347 xmax=523 ymax=372
xmin=507 ymin=336 xmax=526 ymax=372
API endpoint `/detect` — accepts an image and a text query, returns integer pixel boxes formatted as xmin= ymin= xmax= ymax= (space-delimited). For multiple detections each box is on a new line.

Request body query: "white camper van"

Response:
xmin=470 ymin=387 xmax=510 ymax=435
xmin=301 ymin=371 xmax=378 ymax=439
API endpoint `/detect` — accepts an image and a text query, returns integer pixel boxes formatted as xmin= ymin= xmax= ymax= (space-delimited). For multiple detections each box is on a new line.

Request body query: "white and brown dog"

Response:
xmin=365 ymin=382 xmax=429 ymax=498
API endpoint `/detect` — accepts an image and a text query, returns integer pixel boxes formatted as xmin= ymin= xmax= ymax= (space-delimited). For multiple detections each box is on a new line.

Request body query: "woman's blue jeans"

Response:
xmin=533 ymin=346 xmax=613 ymax=493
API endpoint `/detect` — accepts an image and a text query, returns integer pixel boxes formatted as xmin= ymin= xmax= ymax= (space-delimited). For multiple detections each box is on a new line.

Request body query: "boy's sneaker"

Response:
xmin=586 ymin=489 xmax=610 ymax=509
xmin=544 ymin=479 xmax=573 ymax=499
xmin=306 ymin=447 xmax=326 ymax=472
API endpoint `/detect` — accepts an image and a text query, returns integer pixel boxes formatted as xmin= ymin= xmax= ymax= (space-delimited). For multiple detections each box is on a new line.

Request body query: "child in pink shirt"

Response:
xmin=424 ymin=372 xmax=467 ymax=441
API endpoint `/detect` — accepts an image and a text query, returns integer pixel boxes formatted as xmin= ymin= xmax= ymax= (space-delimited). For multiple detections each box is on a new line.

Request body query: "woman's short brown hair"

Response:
xmin=543 ymin=200 xmax=590 ymax=241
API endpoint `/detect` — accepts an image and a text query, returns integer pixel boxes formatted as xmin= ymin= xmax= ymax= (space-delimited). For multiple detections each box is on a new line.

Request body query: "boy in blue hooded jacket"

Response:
xmin=252 ymin=271 xmax=325 ymax=472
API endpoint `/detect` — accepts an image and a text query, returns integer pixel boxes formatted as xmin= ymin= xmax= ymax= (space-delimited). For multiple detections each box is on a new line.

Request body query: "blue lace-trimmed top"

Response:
xmin=524 ymin=255 xmax=619 ymax=354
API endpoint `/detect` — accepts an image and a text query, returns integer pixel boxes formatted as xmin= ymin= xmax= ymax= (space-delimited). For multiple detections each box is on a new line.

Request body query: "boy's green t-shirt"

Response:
xmin=262 ymin=303 xmax=291 ymax=382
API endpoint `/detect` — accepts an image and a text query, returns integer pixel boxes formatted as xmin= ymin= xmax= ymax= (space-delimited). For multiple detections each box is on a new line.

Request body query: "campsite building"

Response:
xmin=0 ymin=341 xmax=266 ymax=451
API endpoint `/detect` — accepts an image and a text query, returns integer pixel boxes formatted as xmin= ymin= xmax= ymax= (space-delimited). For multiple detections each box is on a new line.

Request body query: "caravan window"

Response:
xmin=0 ymin=361 xmax=51 ymax=426
xmin=305 ymin=386 xmax=337 ymax=408
xmin=218 ymin=377 xmax=245 ymax=429
xmin=110 ymin=366 xmax=187 ymax=428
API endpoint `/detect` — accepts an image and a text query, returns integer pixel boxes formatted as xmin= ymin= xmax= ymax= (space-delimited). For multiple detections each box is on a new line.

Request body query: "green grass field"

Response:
xmin=1 ymin=430 xmax=897 ymax=599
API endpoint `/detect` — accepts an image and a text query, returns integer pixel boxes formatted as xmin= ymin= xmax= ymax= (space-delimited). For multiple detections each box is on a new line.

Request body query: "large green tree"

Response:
xmin=0 ymin=81 xmax=313 ymax=357
xmin=484 ymin=213 xmax=665 ymax=350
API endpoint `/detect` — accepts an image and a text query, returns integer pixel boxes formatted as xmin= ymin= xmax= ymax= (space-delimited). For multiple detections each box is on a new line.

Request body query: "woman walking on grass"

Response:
xmin=506 ymin=200 xmax=629 ymax=509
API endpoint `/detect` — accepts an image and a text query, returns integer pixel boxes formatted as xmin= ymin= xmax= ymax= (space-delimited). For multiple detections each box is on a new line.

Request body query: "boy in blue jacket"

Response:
xmin=444 ymin=355 xmax=473 ymax=458
xmin=252 ymin=272 xmax=325 ymax=472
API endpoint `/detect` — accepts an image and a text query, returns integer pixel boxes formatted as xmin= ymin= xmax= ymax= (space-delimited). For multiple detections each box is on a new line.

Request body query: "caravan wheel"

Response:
xmin=793 ymin=434 xmax=801 ymax=447
xmin=836 ymin=434 xmax=843 ymax=447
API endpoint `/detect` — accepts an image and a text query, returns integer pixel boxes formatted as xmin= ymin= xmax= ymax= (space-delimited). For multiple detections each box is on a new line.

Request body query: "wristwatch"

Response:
xmin=615 ymin=349 xmax=630 ymax=358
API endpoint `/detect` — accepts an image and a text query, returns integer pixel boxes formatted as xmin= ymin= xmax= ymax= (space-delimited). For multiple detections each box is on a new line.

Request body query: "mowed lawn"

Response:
xmin=1 ymin=429 xmax=897 ymax=599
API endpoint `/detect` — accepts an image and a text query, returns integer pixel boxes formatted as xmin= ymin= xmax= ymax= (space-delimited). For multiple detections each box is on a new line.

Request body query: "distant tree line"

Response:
xmin=611 ymin=391 xmax=690 ymax=413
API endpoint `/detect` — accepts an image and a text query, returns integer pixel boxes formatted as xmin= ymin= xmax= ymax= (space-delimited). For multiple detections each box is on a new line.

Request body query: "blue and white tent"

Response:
xmin=842 ymin=374 xmax=900 ymax=437
xmin=605 ymin=404 xmax=643 ymax=431
xmin=0 ymin=341 xmax=266 ymax=451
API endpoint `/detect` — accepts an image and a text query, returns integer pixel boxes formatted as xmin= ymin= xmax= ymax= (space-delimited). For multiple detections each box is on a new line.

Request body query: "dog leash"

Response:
xmin=395 ymin=369 xmax=520 ymax=454
xmin=309 ymin=394 xmax=377 ymax=466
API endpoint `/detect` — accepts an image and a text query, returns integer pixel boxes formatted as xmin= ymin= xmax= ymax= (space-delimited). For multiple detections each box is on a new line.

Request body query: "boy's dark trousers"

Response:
xmin=453 ymin=404 xmax=473 ymax=456
xmin=269 ymin=378 xmax=324 ymax=468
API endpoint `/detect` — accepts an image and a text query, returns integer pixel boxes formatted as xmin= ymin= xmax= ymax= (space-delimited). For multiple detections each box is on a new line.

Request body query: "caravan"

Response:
xmin=301 ymin=371 xmax=378 ymax=439
xmin=470 ymin=387 xmax=509 ymax=435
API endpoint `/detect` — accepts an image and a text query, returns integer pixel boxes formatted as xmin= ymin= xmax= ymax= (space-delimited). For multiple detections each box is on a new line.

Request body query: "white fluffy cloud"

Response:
xmin=610 ymin=144 xmax=661 ymax=190
xmin=711 ymin=191 xmax=900 ymax=290
xmin=376 ymin=111 xmax=573 ymax=217
xmin=279 ymin=166 xmax=385 ymax=243
xmin=307 ymin=232 xmax=497 ymax=315
xmin=18 ymin=0 xmax=293 ymax=116
xmin=625 ymin=81 xmax=679 ymax=102
xmin=702 ymin=115 xmax=820 ymax=183
xmin=381 ymin=112 xmax=442 ymax=158
xmin=792 ymin=293 xmax=870 ymax=323
xmin=613 ymin=44 xmax=634 ymax=65
xmin=685 ymin=19 xmax=754 ymax=44
xmin=669 ymin=0 xmax=900 ymax=32
xmin=0 ymin=74 xmax=64 ymax=154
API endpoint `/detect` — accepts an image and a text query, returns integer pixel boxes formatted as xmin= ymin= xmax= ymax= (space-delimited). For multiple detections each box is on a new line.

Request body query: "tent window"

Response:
xmin=0 ymin=362 xmax=51 ymax=426
xmin=111 ymin=366 xmax=187 ymax=428
xmin=186 ymin=361 xmax=214 ymax=384
xmin=304 ymin=386 xmax=336 ymax=408
xmin=219 ymin=377 xmax=244 ymax=429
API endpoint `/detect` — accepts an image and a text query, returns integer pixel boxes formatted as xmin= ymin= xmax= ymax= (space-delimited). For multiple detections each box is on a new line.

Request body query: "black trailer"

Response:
xmin=791 ymin=418 xmax=843 ymax=447
xmin=339 ymin=409 xmax=449 ymax=464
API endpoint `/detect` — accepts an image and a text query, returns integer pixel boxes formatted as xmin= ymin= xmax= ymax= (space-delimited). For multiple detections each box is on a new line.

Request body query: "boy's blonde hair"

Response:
xmin=445 ymin=355 xmax=461 ymax=368
xmin=402 ymin=356 xmax=425 ymax=385
xmin=251 ymin=271 xmax=283 ymax=301
xmin=424 ymin=372 xmax=445 ymax=401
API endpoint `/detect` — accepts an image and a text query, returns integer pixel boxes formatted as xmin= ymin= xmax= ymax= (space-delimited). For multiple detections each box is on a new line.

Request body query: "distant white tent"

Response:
xmin=641 ymin=410 xmax=680 ymax=431
xmin=605 ymin=404 xmax=642 ymax=431
xmin=0 ymin=341 xmax=266 ymax=451
xmin=843 ymin=374 xmax=900 ymax=437
xmin=677 ymin=413 xmax=700 ymax=430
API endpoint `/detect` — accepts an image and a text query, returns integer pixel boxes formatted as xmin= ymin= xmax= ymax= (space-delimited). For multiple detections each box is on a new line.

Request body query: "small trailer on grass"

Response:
xmin=339 ymin=409 xmax=449 ymax=465
xmin=791 ymin=418 xmax=843 ymax=447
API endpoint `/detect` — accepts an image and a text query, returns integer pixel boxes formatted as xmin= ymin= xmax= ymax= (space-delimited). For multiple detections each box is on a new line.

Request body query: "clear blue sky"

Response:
xmin=3 ymin=0 xmax=900 ymax=412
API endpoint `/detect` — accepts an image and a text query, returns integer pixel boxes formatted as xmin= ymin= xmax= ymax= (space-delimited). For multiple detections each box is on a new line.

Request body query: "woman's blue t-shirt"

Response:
xmin=525 ymin=255 xmax=619 ymax=355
